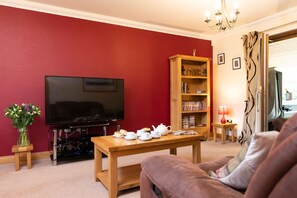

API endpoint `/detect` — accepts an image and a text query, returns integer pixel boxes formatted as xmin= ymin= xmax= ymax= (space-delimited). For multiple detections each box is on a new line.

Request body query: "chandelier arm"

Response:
xmin=221 ymin=0 xmax=231 ymax=30
xmin=206 ymin=21 xmax=221 ymax=29
xmin=225 ymin=16 xmax=238 ymax=29
xmin=204 ymin=0 xmax=239 ymax=31
xmin=225 ymin=18 xmax=233 ymax=29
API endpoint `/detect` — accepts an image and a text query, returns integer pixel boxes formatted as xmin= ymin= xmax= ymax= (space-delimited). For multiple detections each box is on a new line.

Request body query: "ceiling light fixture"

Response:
xmin=205 ymin=0 xmax=240 ymax=31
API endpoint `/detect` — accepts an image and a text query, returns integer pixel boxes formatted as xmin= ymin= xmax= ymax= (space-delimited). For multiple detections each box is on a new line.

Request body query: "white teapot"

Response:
xmin=152 ymin=123 xmax=171 ymax=135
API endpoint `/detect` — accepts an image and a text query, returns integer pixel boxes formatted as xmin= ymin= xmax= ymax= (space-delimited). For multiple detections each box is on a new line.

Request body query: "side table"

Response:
xmin=11 ymin=144 xmax=33 ymax=171
xmin=212 ymin=123 xmax=237 ymax=144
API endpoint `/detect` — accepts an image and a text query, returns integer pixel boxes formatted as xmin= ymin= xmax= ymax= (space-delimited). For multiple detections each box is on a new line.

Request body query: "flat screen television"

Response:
xmin=45 ymin=76 xmax=124 ymax=126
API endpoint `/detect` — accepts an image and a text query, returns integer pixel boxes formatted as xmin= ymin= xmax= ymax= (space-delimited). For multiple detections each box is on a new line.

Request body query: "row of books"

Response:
xmin=182 ymin=101 xmax=206 ymax=111
xmin=181 ymin=81 xmax=188 ymax=93
xmin=182 ymin=116 xmax=206 ymax=129
xmin=182 ymin=64 xmax=207 ymax=77
xmin=182 ymin=116 xmax=195 ymax=129
xmin=181 ymin=81 xmax=206 ymax=94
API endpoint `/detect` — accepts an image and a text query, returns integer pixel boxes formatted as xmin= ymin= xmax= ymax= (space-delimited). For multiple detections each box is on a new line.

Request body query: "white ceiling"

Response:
xmin=2 ymin=0 xmax=297 ymax=37
xmin=270 ymin=37 xmax=297 ymax=69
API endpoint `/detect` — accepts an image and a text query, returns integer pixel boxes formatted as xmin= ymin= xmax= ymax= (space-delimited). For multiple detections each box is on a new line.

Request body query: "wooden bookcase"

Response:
xmin=170 ymin=54 xmax=210 ymax=139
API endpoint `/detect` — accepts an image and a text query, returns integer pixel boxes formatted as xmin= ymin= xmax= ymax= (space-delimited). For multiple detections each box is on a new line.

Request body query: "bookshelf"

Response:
xmin=170 ymin=54 xmax=210 ymax=139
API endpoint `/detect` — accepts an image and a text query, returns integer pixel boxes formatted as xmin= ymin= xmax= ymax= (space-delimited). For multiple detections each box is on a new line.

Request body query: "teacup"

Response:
xmin=151 ymin=130 xmax=161 ymax=138
xmin=137 ymin=129 xmax=145 ymax=137
xmin=140 ymin=132 xmax=152 ymax=140
xmin=126 ymin=132 xmax=137 ymax=139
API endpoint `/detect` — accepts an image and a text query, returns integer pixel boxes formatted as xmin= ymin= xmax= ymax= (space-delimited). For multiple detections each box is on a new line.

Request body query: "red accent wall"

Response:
xmin=0 ymin=6 xmax=212 ymax=156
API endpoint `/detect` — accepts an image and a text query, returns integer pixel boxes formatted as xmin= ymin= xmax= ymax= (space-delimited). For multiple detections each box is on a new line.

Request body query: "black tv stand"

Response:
xmin=49 ymin=122 xmax=119 ymax=165
xmin=69 ymin=122 xmax=110 ymax=129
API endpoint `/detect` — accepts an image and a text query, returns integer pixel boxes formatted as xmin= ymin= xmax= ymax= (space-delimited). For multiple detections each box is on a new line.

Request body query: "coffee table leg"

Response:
xmin=94 ymin=145 xmax=102 ymax=182
xmin=192 ymin=140 xmax=201 ymax=163
xmin=108 ymin=154 xmax=118 ymax=198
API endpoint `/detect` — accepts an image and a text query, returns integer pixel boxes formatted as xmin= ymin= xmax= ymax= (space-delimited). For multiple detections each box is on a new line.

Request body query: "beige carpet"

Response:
xmin=0 ymin=140 xmax=241 ymax=198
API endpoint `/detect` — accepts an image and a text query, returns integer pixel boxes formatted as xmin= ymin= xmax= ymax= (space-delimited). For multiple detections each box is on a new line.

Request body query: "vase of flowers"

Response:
xmin=4 ymin=103 xmax=41 ymax=147
xmin=17 ymin=127 xmax=30 ymax=146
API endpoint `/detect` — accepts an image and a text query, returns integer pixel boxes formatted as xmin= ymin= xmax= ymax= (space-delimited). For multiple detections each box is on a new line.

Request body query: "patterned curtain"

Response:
xmin=238 ymin=31 xmax=265 ymax=144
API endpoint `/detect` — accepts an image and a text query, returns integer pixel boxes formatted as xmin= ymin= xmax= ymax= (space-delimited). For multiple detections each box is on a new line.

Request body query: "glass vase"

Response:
xmin=18 ymin=128 xmax=30 ymax=147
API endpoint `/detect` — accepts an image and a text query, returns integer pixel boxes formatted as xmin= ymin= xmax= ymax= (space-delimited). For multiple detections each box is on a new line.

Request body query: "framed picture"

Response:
xmin=232 ymin=57 xmax=241 ymax=70
xmin=217 ymin=53 xmax=225 ymax=65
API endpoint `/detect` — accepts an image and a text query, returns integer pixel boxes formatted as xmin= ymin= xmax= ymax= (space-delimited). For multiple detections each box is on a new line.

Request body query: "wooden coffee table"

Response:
xmin=91 ymin=133 xmax=203 ymax=198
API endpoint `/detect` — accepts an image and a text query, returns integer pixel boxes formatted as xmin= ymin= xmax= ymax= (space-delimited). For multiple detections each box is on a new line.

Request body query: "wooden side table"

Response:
xmin=11 ymin=144 xmax=33 ymax=171
xmin=212 ymin=123 xmax=237 ymax=144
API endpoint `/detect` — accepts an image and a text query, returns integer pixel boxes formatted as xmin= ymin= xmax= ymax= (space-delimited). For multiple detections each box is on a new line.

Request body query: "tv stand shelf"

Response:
xmin=49 ymin=123 xmax=119 ymax=165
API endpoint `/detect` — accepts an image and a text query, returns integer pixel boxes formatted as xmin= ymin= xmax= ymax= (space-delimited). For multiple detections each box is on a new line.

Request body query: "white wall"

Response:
xmin=212 ymin=31 xmax=246 ymax=134
xmin=270 ymin=37 xmax=297 ymax=104
xmin=212 ymin=6 xmax=297 ymax=136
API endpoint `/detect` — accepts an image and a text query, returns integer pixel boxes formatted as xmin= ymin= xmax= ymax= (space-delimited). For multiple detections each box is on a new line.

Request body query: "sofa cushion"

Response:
xmin=209 ymin=143 xmax=249 ymax=178
xmin=141 ymin=155 xmax=243 ymax=198
xmin=209 ymin=131 xmax=279 ymax=189
xmin=271 ymin=113 xmax=297 ymax=150
xmin=272 ymin=117 xmax=287 ymax=131
xmin=244 ymin=114 xmax=297 ymax=198
xmin=244 ymin=132 xmax=297 ymax=198
xmin=197 ymin=156 xmax=234 ymax=173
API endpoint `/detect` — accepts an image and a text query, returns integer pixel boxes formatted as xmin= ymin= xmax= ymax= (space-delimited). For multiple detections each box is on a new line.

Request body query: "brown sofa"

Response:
xmin=140 ymin=113 xmax=297 ymax=198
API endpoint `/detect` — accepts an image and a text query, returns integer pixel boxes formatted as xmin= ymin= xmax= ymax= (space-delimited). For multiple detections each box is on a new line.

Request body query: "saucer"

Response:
xmin=151 ymin=131 xmax=161 ymax=138
xmin=136 ymin=130 xmax=145 ymax=137
xmin=151 ymin=135 xmax=161 ymax=138
xmin=124 ymin=136 xmax=137 ymax=140
xmin=113 ymin=134 xmax=123 ymax=138
xmin=139 ymin=136 xmax=152 ymax=141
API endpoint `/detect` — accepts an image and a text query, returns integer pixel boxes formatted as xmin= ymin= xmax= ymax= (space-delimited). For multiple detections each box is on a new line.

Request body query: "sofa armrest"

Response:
xmin=197 ymin=156 xmax=234 ymax=173
xmin=141 ymin=155 xmax=243 ymax=198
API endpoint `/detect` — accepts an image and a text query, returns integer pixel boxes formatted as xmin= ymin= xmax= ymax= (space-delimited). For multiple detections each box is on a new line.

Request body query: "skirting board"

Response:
xmin=0 ymin=151 xmax=51 ymax=164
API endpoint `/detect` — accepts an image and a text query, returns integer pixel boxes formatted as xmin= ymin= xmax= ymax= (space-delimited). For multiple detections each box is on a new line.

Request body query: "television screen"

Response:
xmin=45 ymin=76 xmax=124 ymax=126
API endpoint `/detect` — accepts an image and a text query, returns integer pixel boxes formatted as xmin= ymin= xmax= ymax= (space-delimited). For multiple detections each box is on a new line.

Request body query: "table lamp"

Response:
xmin=218 ymin=106 xmax=229 ymax=124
